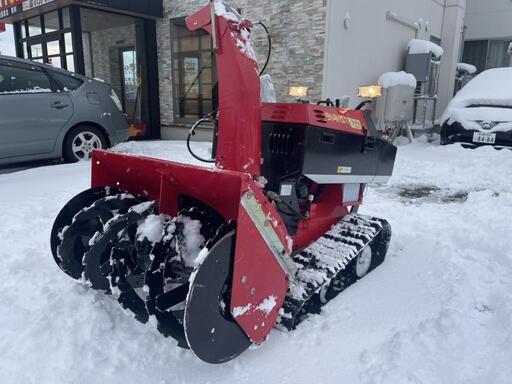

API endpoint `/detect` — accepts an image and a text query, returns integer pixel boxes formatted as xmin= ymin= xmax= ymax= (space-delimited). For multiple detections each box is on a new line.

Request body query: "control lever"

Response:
xmin=364 ymin=135 xmax=376 ymax=151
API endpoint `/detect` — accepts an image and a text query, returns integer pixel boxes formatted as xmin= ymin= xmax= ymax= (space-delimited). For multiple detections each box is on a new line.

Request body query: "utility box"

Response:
xmin=377 ymin=85 xmax=415 ymax=123
xmin=405 ymin=53 xmax=432 ymax=83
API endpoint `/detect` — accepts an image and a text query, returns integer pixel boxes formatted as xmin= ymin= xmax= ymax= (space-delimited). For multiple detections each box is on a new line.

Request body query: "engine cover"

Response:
xmin=261 ymin=103 xmax=396 ymax=193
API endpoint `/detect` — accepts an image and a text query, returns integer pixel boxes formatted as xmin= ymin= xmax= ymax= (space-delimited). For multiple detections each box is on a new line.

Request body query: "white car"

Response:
xmin=441 ymin=67 xmax=512 ymax=148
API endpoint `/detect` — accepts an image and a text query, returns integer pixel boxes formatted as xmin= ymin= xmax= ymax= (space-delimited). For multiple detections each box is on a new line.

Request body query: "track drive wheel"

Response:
xmin=184 ymin=230 xmax=252 ymax=364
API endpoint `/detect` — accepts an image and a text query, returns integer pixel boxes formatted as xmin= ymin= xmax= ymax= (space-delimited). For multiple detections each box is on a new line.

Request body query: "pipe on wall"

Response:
xmin=386 ymin=11 xmax=420 ymax=33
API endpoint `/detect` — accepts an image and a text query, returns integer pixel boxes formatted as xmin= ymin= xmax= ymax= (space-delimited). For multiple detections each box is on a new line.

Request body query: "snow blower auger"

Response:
xmin=50 ymin=0 xmax=397 ymax=364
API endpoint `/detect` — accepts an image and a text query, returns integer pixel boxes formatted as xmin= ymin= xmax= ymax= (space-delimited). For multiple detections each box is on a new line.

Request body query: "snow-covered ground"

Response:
xmin=0 ymin=139 xmax=511 ymax=384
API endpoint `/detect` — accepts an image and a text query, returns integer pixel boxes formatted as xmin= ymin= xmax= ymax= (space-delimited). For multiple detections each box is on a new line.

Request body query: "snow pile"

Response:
xmin=214 ymin=0 xmax=241 ymax=22
xmin=442 ymin=67 xmax=512 ymax=131
xmin=213 ymin=0 xmax=257 ymax=62
xmin=260 ymin=74 xmax=277 ymax=103
xmin=232 ymin=304 xmax=252 ymax=318
xmin=1 ymin=140 xmax=512 ymax=383
xmin=457 ymin=62 xmax=477 ymax=75
xmin=234 ymin=28 xmax=257 ymax=62
xmin=136 ymin=214 xmax=165 ymax=244
xmin=179 ymin=216 xmax=205 ymax=268
xmin=112 ymin=140 xmax=214 ymax=168
xmin=378 ymin=71 xmax=417 ymax=89
xmin=408 ymin=39 xmax=444 ymax=58
xmin=233 ymin=295 xmax=278 ymax=318
xmin=257 ymin=295 xmax=277 ymax=315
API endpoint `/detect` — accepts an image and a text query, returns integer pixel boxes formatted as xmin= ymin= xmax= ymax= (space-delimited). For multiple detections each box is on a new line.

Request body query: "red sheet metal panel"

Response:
xmin=90 ymin=150 xmax=244 ymax=221
xmin=262 ymin=103 xmax=367 ymax=136
xmin=0 ymin=23 xmax=5 ymax=32
xmin=186 ymin=7 xmax=262 ymax=176
xmin=230 ymin=178 xmax=290 ymax=344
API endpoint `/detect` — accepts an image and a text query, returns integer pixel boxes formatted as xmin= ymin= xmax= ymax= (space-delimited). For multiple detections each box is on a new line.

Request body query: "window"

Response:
xmin=50 ymin=70 xmax=84 ymax=91
xmin=171 ymin=18 xmax=216 ymax=122
xmin=16 ymin=8 xmax=73 ymax=72
xmin=0 ymin=62 xmax=53 ymax=94
xmin=44 ymin=11 xmax=60 ymax=33
xmin=463 ymin=39 xmax=512 ymax=74
xmin=27 ymin=16 xmax=42 ymax=37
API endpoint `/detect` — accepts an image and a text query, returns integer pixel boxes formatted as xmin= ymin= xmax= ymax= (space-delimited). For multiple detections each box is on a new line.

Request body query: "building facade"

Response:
xmin=462 ymin=0 xmax=512 ymax=74
xmin=0 ymin=0 xmax=468 ymax=139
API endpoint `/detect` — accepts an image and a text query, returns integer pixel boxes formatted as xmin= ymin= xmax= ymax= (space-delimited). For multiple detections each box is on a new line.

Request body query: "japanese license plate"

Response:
xmin=473 ymin=132 xmax=496 ymax=144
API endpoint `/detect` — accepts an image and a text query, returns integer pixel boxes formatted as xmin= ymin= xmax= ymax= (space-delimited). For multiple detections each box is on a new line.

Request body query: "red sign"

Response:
xmin=0 ymin=0 xmax=23 ymax=12
xmin=0 ymin=22 xmax=5 ymax=32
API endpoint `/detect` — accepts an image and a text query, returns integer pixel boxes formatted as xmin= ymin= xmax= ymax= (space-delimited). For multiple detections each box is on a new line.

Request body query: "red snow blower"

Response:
xmin=50 ymin=0 xmax=396 ymax=364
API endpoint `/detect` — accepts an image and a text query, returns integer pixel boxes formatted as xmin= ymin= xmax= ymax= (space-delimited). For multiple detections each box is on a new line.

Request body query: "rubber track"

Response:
xmin=278 ymin=214 xmax=387 ymax=331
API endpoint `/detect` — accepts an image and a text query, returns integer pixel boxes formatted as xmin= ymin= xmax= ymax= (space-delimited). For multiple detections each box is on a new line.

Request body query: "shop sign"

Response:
xmin=22 ymin=0 xmax=54 ymax=11
xmin=0 ymin=0 xmax=23 ymax=12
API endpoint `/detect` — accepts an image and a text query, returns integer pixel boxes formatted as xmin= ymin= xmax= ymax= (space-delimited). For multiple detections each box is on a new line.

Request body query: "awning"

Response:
xmin=0 ymin=0 xmax=163 ymax=22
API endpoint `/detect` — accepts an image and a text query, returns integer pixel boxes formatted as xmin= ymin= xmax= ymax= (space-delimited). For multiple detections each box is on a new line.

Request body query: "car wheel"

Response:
xmin=63 ymin=125 xmax=108 ymax=163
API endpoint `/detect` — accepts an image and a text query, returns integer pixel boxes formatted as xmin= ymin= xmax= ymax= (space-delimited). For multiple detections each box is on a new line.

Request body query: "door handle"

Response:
xmin=51 ymin=101 xmax=70 ymax=109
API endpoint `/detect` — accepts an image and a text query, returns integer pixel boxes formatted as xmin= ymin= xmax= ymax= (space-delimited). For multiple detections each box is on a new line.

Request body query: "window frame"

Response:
xmin=14 ymin=7 xmax=73 ymax=72
xmin=170 ymin=17 xmax=216 ymax=124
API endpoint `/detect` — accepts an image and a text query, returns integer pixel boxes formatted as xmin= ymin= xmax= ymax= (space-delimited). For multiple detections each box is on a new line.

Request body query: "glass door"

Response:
xmin=120 ymin=47 xmax=139 ymax=122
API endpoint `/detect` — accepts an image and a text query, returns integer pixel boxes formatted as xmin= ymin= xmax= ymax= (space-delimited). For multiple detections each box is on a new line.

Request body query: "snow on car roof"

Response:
xmin=442 ymin=68 xmax=512 ymax=123
xmin=452 ymin=68 xmax=512 ymax=106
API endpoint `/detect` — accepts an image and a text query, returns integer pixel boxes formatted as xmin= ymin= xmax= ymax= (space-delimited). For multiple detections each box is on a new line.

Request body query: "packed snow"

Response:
xmin=378 ymin=71 xmax=417 ymax=89
xmin=456 ymin=62 xmax=477 ymax=75
xmin=408 ymin=39 xmax=444 ymax=58
xmin=214 ymin=0 xmax=242 ymax=23
xmin=260 ymin=74 xmax=277 ymax=103
xmin=214 ymin=0 xmax=257 ymax=62
xmin=179 ymin=216 xmax=206 ymax=268
xmin=0 ymin=86 xmax=52 ymax=95
xmin=257 ymin=295 xmax=278 ymax=315
xmin=0 ymin=139 xmax=511 ymax=383
xmin=442 ymin=68 xmax=512 ymax=131
xmin=136 ymin=214 xmax=166 ymax=244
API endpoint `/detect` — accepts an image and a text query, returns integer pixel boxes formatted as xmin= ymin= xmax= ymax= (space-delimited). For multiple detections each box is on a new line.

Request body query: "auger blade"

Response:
xmin=51 ymin=187 xmax=122 ymax=264
xmin=56 ymin=191 xmax=142 ymax=279
xmin=83 ymin=201 xmax=157 ymax=322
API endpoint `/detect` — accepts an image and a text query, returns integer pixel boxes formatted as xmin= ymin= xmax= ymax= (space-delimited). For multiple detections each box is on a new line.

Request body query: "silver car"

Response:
xmin=0 ymin=55 xmax=129 ymax=165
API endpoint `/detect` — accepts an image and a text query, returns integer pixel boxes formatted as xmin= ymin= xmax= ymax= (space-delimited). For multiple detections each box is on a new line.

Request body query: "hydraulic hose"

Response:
xmin=256 ymin=21 xmax=272 ymax=76
xmin=187 ymin=117 xmax=216 ymax=163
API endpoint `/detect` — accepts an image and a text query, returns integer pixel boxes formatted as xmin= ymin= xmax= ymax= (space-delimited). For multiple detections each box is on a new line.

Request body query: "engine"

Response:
xmin=261 ymin=103 xmax=397 ymax=234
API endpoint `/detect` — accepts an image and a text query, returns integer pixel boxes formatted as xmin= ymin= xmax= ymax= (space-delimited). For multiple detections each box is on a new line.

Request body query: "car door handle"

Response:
xmin=51 ymin=102 xmax=70 ymax=109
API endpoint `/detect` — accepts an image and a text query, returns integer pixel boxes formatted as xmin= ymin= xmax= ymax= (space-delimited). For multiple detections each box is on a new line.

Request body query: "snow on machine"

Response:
xmin=50 ymin=0 xmax=397 ymax=364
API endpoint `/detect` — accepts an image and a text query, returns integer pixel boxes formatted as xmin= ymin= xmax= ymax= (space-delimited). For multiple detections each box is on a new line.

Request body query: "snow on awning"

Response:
xmin=378 ymin=71 xmax=417 ymax=89
xmin=457 ymin=63 xmax=477 ymax=75
xmin=408 ymin=39 xmax=444 ymax=58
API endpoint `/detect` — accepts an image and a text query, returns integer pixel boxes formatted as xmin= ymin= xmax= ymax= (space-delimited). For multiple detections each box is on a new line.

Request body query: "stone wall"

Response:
xmin=156 ymin=0 xmax=327 ymax=135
